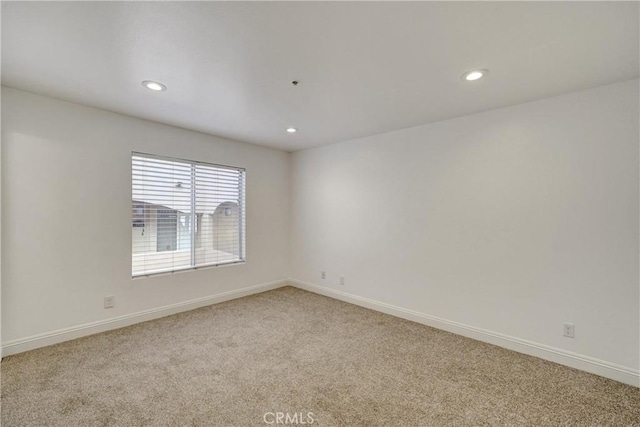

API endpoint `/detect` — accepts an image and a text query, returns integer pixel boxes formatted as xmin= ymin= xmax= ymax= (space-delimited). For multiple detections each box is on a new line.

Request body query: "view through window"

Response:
xmin=132 ymin=153 xmax=245 ymax=277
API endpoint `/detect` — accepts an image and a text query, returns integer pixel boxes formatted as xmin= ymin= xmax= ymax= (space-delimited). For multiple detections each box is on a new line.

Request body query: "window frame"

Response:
xmin=131 ymin=151 xmax=246 ymax=278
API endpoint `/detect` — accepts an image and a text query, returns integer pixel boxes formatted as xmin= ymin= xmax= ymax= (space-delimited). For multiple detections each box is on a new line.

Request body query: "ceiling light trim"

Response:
xmin=142 ymin=80 xmax=167 ymax=91
xmin=461 ymin=69 xmax=489 ymax=82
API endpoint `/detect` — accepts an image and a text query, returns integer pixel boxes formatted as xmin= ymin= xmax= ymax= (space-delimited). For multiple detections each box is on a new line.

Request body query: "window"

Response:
xmin=132 ymin=152 xmax=245 ymax=277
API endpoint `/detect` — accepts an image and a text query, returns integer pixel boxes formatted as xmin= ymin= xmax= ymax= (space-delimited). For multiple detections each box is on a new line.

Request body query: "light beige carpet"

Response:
xmin=2 ymin=286 xmax=639 ymax=426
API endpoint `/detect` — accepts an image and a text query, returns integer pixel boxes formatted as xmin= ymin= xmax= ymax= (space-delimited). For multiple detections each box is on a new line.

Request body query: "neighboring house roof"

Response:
xmin=132 ymin=198 xmax=237 ymax=214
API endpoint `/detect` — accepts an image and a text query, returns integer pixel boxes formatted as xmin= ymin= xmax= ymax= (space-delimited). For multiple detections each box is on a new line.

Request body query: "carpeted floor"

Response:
xmin=2 ymin=286 xmax=639 ymax=426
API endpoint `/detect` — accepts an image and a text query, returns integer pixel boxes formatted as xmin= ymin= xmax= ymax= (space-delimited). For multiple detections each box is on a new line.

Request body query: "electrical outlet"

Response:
xmin=563 ymin=322 xmax=575 ymax=338
xmin=321 ymin=271 xmax=326 ymax=280
xmin=104 ymin=296 xmax=115 ymax=309
xmin=339 ymin=276 xmax=345 ymax=286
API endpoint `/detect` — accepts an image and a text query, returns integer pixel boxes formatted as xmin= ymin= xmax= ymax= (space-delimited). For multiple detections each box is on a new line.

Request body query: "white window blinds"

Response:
xmin=132 ymin=152 xmax=245 ymax=277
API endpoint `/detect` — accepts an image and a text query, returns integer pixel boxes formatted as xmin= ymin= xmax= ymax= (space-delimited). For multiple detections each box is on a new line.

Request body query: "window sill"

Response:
xmin=132 ymin=260 xmax=245 ymax=280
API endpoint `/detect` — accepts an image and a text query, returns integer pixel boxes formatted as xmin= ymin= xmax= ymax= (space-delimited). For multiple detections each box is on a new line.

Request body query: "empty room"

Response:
xmin=1 ymin=1 xmax=639 ymax=426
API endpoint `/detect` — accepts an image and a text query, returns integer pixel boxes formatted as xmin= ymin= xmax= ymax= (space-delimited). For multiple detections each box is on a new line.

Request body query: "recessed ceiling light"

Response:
xmin=142 ymin=80 xmax=167 ymax=91
xmin=461 ymin=69 xmax=488 ymax=81
xmin=286 ymin=127 xmax=298 ymax=133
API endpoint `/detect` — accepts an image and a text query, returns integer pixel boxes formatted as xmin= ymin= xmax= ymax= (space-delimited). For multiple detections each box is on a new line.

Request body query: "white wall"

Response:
xmin=1 ymin=87 xmax=290 ymax=343
xmin=291 ymin=80 xmax=640 ymax=377
xmin=0 ymin=88 xmax=3 ymax=351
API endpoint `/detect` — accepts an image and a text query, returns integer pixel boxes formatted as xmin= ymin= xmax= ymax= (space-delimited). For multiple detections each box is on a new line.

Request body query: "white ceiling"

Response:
xmin=2 ymin=2 xmax=638 ymax=152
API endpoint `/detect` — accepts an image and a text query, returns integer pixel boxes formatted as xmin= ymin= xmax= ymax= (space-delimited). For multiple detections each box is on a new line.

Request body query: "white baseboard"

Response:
xmin=5 ymin=278 xmax=637 ymax=387
xmin=1 ymin=279 xmax=289 ymax=358
xmin=290 ymin=278 xmax=639 ymax=388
